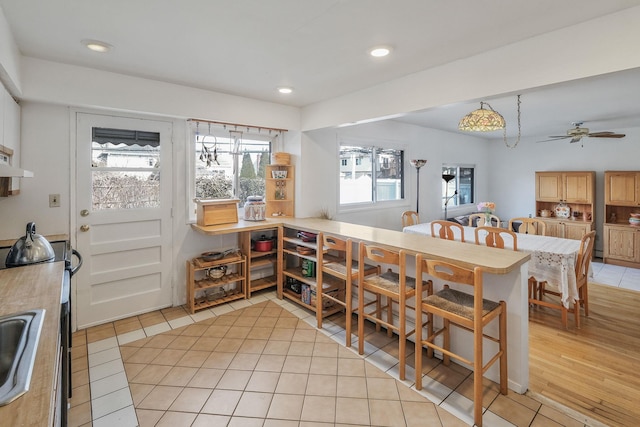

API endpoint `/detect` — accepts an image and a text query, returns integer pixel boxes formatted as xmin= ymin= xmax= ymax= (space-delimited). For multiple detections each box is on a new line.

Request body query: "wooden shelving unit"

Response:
xmin=265 ymin=164 xmax=294 ymax=218
xmin=240 ymin=227 xmax=282 ymax=298
xmin=186 ymin=253 xmax=246 ymax=313
xmin=278 ymin=226 xmax=344 ymax=317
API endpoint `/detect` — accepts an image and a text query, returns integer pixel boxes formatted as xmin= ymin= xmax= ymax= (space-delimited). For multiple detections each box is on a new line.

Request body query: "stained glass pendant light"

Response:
xmin=458 ymin=101 xmax=505 ymax=132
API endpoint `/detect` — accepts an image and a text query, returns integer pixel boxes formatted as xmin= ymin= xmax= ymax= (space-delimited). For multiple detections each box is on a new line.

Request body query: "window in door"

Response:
xmin=91 ymin=127 xmax=161 ymax=210
xmin=442 ymin=164 xmax=475 ymax=208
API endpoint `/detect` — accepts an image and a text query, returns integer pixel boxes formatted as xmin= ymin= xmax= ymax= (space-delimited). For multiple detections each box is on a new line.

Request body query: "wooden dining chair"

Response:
xmin=401 ymin=210 xmax=420 ymax=227
xmin=315 ymin=233 xmax=378 ymax=347
xmin=357 ymin=242 xmax=431 ymax=380
xmin=474 ymin=225 xmax=525 ymax=304
xmin=430 ymin=220 xmax=465 ymax=242
xmin=474 ymin=226 xmax=518 ymax=250
xmin=468 ymin=213 xmax=501 ymax=228
xmin=508 ymin=217 xmax=546 ymax=235
xmin=532 ymin=230 xmax=596 ymax=328
xmin=509 ymin=217 xmax=549 ymax=302
xmin=509 ymin=217 xmax=547 ymax=302
xmin=414 ymin=257 xmax=507 ymax=427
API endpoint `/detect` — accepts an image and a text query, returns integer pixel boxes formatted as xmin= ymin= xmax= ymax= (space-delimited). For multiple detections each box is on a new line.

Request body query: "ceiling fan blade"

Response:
xmin=588 ymin=132 xmax=626 ymax=138
xmin=536 ymin=136 xmax=570 ymax=143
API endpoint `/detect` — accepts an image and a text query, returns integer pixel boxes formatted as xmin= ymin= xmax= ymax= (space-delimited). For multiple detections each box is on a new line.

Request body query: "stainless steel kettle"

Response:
xmin=5 ymin=222 xmax=55 ymax=267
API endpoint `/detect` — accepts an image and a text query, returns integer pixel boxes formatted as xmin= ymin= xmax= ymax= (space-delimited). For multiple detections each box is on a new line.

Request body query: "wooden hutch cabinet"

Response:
xmin=535 ymin=171 xmax=595 ymax=240
xmin=604 ymin=171 xmax=640 ymax=267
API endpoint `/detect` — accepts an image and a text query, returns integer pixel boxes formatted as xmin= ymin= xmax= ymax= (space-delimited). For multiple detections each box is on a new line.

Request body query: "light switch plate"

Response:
xmin=49 ymin=194 xmax=60 ymax=207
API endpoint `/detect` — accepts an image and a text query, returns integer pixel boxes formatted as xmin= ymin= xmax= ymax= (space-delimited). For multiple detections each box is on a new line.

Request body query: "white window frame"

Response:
xmin=442 ymin=164 xmax=476 ymax=211
xmin=338 ymin=138 xmax=406 ymax=212
xmin=186 ymin=122 xmax=277 ymax=223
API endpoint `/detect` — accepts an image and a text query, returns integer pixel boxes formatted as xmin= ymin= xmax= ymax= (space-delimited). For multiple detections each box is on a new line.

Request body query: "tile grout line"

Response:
xmin=81 ymin=281 xmax=617 ymax=426
xmin=86 ymin=291 xmax=283 ymax=425
xmin=84 ymin=296 xmax=497 ymax=425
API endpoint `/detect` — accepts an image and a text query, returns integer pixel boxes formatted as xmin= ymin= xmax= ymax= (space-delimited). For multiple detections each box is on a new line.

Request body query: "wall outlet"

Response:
xmin=49 ymin=194 xmax=60 ymax=208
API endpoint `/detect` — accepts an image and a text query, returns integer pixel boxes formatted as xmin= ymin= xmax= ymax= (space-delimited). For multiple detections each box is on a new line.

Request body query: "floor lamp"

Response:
xmin=411 ymin=160 xmax=426 ymax=213
xmin=442 ymin=173 xmax=457 ymax=220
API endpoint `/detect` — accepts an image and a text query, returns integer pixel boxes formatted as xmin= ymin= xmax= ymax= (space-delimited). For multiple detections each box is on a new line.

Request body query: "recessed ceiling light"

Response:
xmin=278 ymin=87 xmax=293 ymax=94
xmin=369 ymin=47 xmax=391 ymax=57
xmin=82 ymin=39 xmax=113 ymax=53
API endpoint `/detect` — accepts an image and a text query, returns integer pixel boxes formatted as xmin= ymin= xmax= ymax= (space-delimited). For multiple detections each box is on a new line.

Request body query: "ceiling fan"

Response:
xmin=539 ymin=122 xmax=626 ymax=144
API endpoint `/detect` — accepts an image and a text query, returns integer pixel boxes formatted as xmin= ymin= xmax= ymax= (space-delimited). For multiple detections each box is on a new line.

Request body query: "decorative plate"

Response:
xmin=555 ymin=204 xmax=571 ymax=219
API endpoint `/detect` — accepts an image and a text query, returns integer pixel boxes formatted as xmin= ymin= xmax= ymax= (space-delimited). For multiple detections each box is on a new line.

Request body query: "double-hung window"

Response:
xmin=339 ymin=144 xmax=404 ymax=206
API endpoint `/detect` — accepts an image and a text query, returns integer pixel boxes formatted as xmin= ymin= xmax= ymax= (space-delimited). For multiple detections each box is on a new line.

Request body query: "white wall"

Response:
xmin=0 ymin=102 xmax=69 ymax=235
xmin=0 ymin=101 xmax=292 ymax=308
xmin=301 ymin=120 xmax=640 ymax=257
xmin=20 ymin=57 xmax=300 ymax=132
xmin=0 ymin=6 xmax=21 ymax=95
xmin=0 ymin=50 xmax=302 ymax=309
xmin=301 ymin=6 xmax=640 ymax=131
xmin=488 ymin=126 xmax=640 ymax=256
xmin=301 ymin=120 xmax=492 ymax=230
xmin=1 ymin=6 xmax=639 ymax=314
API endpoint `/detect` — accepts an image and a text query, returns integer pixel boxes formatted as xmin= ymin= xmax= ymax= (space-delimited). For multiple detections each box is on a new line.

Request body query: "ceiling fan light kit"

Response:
xmin=539 ymin=122 xmax=626 ymax=146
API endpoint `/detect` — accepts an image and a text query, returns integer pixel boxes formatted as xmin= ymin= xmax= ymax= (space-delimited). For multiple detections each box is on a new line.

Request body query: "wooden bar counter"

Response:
xmin=192 ymin=218 xmax=529 ymax=273
xmin=193 ymin=217 xmax=532 ymax=392
xmin=0 ymin=262 xmax=65 ymax=426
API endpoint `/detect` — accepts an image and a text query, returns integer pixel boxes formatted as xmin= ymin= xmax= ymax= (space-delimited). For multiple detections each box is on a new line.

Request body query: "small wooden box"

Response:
xmin=196 ymin=199 xmax=240 ymax=226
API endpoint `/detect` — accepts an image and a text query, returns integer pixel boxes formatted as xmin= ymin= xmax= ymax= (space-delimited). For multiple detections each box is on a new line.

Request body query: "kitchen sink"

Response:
xmin=0 ymin=309 xmax=45 ymax=406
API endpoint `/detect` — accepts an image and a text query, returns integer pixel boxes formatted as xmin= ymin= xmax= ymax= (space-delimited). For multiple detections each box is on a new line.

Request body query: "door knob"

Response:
xmin=80 ymin=209 xmax=90 ymax=217
xmin=80 ymin=225 xmax=90 ymax=232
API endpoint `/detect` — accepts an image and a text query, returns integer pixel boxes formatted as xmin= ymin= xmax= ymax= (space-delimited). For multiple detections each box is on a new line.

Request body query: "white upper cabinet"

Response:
xmin=0 ymin=83 xmax=22 ymax=194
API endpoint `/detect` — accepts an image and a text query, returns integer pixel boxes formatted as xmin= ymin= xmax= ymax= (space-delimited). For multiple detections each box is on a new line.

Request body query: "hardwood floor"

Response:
xmin=529 ymin=282 xmax=640 ymax=427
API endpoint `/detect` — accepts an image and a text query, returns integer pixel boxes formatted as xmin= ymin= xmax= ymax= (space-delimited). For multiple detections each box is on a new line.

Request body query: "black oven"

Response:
xmin=0 ymin=240 xmax=82 ymax=427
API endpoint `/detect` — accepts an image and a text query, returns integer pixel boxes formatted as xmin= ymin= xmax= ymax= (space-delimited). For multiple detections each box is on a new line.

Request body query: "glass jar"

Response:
xmin=275 ymin=182 xmax=286 ymax=200
xmin=244 ymin=196 xmax=265 ymax=221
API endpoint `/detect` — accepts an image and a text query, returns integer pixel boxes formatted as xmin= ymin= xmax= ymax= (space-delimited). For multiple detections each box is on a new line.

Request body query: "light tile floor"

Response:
xmin=590 ymin=259 xmax=640 ymax=291
xmin=68 ymin=261 xmax=631 ymax=427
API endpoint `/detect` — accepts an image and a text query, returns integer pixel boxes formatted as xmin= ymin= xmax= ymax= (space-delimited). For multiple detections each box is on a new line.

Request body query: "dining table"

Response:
xmin=403 ymin=222 xmax=584 ymax=308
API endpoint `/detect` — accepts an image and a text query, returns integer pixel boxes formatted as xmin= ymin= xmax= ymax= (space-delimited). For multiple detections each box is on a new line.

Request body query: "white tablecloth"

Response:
xmin=403 ymin=222 xmax=582 ymax=307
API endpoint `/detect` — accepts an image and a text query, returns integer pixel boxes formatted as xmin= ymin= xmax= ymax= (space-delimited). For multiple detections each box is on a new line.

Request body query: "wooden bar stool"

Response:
xmin=415 ymin=257 xmax=508 ymax=427
xmin=315 ymin=233 xmax=378 ymax=347
xmin=357 ymin=242 xmax=431 ymax=380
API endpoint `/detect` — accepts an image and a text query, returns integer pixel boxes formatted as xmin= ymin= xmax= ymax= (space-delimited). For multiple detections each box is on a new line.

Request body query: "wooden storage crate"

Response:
xmin=196 ymin=199 xmax=240 ymax=226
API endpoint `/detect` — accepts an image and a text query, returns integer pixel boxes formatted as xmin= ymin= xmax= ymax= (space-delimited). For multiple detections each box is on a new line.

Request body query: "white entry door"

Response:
xmin=75 ymin=112 xmax=173 ymax=328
